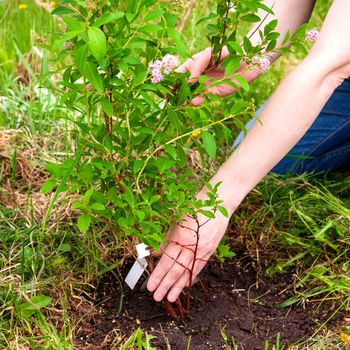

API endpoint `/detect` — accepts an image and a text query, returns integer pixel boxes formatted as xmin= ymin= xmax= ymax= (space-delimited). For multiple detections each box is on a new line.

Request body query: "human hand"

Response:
xmin=147 ymin=207 xmax=230 ymax=303
xmin=177 ymin=47 xmax=259 ymax=106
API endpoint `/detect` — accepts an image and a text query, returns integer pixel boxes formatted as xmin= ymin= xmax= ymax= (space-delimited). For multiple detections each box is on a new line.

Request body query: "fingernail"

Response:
xmin=147 ymin=281 xmax=157 ymax=292
xmin=154 ymin=292 xmax=163 ymax=302
xmin=168 ymin=293 xmax=176 ymax=303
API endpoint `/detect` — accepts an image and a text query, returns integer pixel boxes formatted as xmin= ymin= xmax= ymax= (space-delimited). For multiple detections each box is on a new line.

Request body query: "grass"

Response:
xmin=0 ymin=0 xmax=349 ymax=349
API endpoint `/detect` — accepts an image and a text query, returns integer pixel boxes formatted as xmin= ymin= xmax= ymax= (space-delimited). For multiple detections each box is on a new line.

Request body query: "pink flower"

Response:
xmin=149 ymin=54 xmax=179 ymax=83
xmin=162 ymin=54 xmax=179 ymax=74
xmin=305 ymin=29 xmax=320 ymax=42
xmin=250 ymin=56 xmax=270 ymax=73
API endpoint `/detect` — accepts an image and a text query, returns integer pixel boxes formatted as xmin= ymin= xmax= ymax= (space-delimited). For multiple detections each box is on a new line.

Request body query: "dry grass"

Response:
xmin=0 ymin=129 xmax=78 ymax=227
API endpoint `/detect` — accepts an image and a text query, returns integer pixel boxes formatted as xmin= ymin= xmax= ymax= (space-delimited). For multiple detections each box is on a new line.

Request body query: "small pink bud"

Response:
xmin=64 ymin=41 xmax=73 ymax=50
xmin=86 ymin=84 xmax=93 ymax=92
xmin=250 ymin=56 xmax=270 ymax=73
xmin=305 ymin=29 xmax=320 ymax=42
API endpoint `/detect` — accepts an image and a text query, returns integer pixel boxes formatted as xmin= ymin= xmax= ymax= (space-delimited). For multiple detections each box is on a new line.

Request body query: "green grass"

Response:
xmin=0 ymin=0 xmax=349 ymax=349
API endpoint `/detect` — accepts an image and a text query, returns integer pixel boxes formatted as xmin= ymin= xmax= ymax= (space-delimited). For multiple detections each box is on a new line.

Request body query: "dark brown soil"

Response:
xmin=75 ymin=255 xmax=341 ymax=349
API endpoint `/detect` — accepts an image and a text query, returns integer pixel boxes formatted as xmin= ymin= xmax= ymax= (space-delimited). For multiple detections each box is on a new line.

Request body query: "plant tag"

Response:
xmin=125 ymin=257 xmax=148 ymax=290
xmin=136 ymin=243 xmax=150 ymax=259
xmin=125 ymin=243 xmax=150 ymax=290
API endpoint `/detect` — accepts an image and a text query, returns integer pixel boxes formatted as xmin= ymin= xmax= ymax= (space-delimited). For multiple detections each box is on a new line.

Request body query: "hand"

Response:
xmin=177 ymin=47 xmax=259 ymax=106
xmin=147 ymin=207 xmax=230 ymax=303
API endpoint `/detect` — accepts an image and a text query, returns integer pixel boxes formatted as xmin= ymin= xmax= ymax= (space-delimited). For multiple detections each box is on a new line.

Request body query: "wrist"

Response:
xmin=197 ymin=170 xmax=247 ymax=217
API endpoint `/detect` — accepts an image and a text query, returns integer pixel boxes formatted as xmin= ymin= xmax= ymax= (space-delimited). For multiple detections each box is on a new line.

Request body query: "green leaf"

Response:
xmin=88 ymin=27 xmax=107 ymax=63
xmin=144 ymin=9 xmax=164 ymax=21
xmin=202 ymin=130 xmax=216 ymax=158
xmin=234 ymin=75 xmax=250 ymax=92
xmin=228 ymin=41 xmax=244 ymax=56
xmin=101 ymin=97 xmax=113 ymax=117
xmin=58 ymin=243 xmax=71 ymax=253
xmin=225 ymin=58 xmax=240 ymax=76
xmin=85 ymin=62 xmax=104 ymax=92
xmin=17 ymin=295 xmax=52 ymax=318
xmin=201 ymin=210 xmax=215 ymax=219
xmin=75 ymin=44 xmax=89 ymax=75
xmin=83 ymin=188 xmax=94 ymax=204
xmin=41 ymin=179 xmax=56 ymax=194
xmin=164 ymin=144 xmax=177 ymax=160
xmin=139 ymin=24 xmax=163 ymax=34
xmin=241 ymin=14 xmax=261 ymax=23
xmin=118 ymin=217 xmax=128 ymax=228
xmin=63 ymin=17 xmax=84 ymax=31
xmin=243 ymin=36 xmax=252 ymax=53
xmin=218 ymin=205 xmax=229 ymax=217
xmin=93 ymin=12 xmax=124 ymax=27
xmin=90 ymin=203 xmax=106 ymax=211
xmin=77 ymin=214 xmax=92 ymax=233
xmin=168 ymin=27 xmax=188 ymax=58
xmin=135 ymin=210 xmax=145 ymax=221
xmin=51 ymin=6 xmax=73 ymax=15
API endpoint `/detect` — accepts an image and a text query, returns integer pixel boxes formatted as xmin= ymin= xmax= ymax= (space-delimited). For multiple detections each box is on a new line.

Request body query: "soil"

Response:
xmin=75 ymin=255 xmax=342 ymax=349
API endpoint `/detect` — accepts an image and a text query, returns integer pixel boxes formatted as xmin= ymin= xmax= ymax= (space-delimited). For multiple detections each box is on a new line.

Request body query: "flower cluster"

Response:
xmin=249 ymin=56 xmax=271 ymax=73
xmin=305 ymin=29 xmax=320 ymax=42
xmin=149 ymin=54 xmax=179 ymax=84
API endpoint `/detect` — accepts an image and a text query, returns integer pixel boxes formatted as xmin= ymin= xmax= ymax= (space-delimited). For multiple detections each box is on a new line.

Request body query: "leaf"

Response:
xmin=139 ymin=24 xmax=163 ymax=34
xmin=218 ymin=205 xmax=229 ymax=217
xmin=225 ymin=58 xmax=240 ymax=76
xmin=17 ymin=295 xmax=52 ymax=318
xmin=135 ymin=210 xmax=145 ymax=221
xmin=164 ymin=144 xmax=177 ymax=160
xmin=144 ymin=9 xmax=164 ymax=21
xmin=88 ymin=27 xmax=107 ymax=63
xmin=90 ymin=203 xmax=106 ymax=211
xmin=77 ymin=214 xmax=92 ymax=233
xmin=201 ymin=210 xmax=215 ymax=219
xmin=63 ymin=17 xmax=84 ymax=31
xmin=241 ymin=14 xmax=261 ymax=23
xmin=234 ymin=75 xmax=250 ymax=92
xmin=202 ymin=130 xmax=216 ymax=158
xmin=168 ymin=27 xmax=188 ymax=58
xmin=85 ymin=62 xmax=104 ymax=92
xmin=75 ymin=44 xmax=89 ymax=75
xmin=118 ymin=217 xmax=128 ymax=228
xmin=101 ymin=97 xmax=113 ymax=117
xmin=58 ymin=243 xmax=71 ymax=253
xmin=41 ymin=179 xmax=56 ymax=194
xmin=242 ymin=36 xmax=252 ymax=53
xmin=93 ymin=12 xmax=124 ymax=27
xmin=83 ymin=188 xmax=94 ymax=204
xmin=51 ymin=6 xmax=73 ymax=15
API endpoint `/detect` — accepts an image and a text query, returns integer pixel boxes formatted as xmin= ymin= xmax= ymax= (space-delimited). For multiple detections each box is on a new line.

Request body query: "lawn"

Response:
xmin=0 ymin=0 xmax=349 ymax=349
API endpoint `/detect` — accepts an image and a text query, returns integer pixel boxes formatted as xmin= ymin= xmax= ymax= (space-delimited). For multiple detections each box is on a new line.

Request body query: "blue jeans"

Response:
xmin=233 ymin=77 xmax=350 ymax=175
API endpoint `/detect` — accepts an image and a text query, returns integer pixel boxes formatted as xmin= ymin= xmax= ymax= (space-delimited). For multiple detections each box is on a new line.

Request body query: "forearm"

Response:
xmin=211 ymin=61 xmax=334 ymax=211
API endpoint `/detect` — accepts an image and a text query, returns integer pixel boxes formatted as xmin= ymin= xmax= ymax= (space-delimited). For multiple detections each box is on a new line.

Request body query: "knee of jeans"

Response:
xmin=232 ymin=100 xmax=269 ymax=148
xmin=272 ymin=157 xmax=305 ymax=175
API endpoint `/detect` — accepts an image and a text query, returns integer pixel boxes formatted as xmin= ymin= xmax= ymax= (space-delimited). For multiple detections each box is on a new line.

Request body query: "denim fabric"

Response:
xmin=233 ymin=77 xmax=350 ymax=175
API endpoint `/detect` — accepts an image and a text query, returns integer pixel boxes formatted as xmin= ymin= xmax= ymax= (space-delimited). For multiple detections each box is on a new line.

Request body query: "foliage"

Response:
xmin=43 ymin=0 xmax=288 ymax=252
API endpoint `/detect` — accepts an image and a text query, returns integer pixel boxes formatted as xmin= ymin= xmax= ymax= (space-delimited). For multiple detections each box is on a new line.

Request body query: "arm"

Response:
xmin=213 ymin=0 xmax=350 ymax=215
xmin=179 ymin=0 xmax=316 ymax=105
xmin=147 ymin=0 xmax=350 ymax=303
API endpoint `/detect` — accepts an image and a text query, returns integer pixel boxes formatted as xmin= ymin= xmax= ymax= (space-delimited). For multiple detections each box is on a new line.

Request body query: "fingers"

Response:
xmin=146 ymin=244 xmax=181 ymax=295
xmin=176 ymin=48 xmax=212 ymax=83
xmin=151 ymin=250 xmax=193 ymax=302
xmin=167 ymin=256 xmax=208 ymax=302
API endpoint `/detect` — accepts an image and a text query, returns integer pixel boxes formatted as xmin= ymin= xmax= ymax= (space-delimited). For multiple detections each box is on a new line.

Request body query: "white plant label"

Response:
xmin=125 ymin=243 xmax=150 ymax=290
